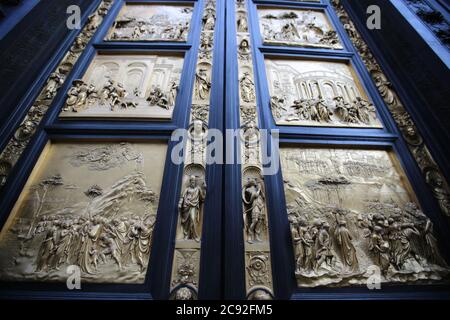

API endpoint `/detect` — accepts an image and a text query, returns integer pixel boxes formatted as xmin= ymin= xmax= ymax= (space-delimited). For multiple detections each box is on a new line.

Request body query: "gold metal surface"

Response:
xmin=106 ymin=4 xmax=193 ymax=42
xmin=266 ymin=58 xmax=383 ymax=128
xmin=281 ymin=146 xmax=449 ymax=287
xmin=59 ymin=53 xmax=184 ymax=120
xmin=0 ymin=141 xmax=167 ymax=284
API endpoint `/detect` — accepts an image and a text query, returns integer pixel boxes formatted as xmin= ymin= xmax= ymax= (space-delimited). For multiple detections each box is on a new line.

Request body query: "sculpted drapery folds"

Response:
xmin=242 ymin=178 xmax=266 ymax=243
xmin=194 ymin=69 xmax=212 ymax=101
xmin=283 ymin=147 xmax=450 ymax=287
xmin=179 ymin=176 xmax=207 ymax=241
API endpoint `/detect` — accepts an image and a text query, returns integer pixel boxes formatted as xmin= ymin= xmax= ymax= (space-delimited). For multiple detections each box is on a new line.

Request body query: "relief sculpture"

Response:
xmin=59 ymin=54 xmax=183 ymax=119
xmin=281 ymin=147 xmax=450 ymax=287
xmin=106 ymin=4 xmax=193 ymax=42
xmin=266 ymin=58 xmax=382 ymax=128
xmin=243 ymin=176 xmax=266 ymax=243
xmin=179 ymin=174 xmax=207 ymax=242
xmin=258 ymin=8 xmax=342 ymax=49
xmin=0 ymin=142 xmax=167 ymax=283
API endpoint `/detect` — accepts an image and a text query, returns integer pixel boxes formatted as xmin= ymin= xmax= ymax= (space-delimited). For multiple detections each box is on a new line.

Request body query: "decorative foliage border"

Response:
xmin=331 ymin=0 xmax=450 ymax=220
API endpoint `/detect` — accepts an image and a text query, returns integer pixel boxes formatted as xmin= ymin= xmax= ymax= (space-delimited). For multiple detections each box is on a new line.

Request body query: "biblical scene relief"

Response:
xmin=258 ymin=8 xmax=342 ymax=49
xmin=106 ymin=4 xmax=193 ymax=42
xmin=0 ymin=141 xmax=167 ymax=284
xmin=266 ymin=58 xmax=382 ymax=128
xmin=281 ymin=147 xmax=450 ymax=287
xmin=59 ymin=54 xmax=183 ymax=120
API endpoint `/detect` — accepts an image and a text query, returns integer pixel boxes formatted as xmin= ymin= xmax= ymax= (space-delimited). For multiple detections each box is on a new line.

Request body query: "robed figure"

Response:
xmin=179 ymin=176 xmax=207 ymax=241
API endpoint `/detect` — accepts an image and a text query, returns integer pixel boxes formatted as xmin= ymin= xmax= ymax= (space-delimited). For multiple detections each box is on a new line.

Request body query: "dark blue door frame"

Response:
xmin=0 ymin=0 xmax=449 ymax=300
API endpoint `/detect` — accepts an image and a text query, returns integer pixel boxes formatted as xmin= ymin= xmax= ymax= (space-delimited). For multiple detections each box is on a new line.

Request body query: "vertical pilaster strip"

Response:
xmin=169 ymin=0 xmax=217 ymax=300
xmin=235 ymin=0 xmax=274 ymax=300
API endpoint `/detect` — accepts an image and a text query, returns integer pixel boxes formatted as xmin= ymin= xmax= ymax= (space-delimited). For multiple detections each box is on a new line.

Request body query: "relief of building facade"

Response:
xmin=281 ymin=147 xmax=450 ymax=287
xmin=266 ymin=58 xmax=382 ymax=128
xmin=258 ymin=7 xmax=342 ymax=49
xmin=0 ymin=142 xmax=167 ymax=284
xmin=106 ymin=4 xmax=193 ymax=42
xmin=59 ymin=54 xmax=184 ymax=120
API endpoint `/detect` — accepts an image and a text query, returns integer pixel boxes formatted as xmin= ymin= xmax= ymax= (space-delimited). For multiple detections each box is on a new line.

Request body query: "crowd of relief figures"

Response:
xmin=281 ymin=147 xmax=449 ymax=287
xmin=106 ymin=4 xmax=192 ymax=42
xmin=266 ymin=59 xmax=382 ymax=127
xmin=0 ymin=142 xmax=167 ymax=283
xmin=258 ymin=8 xmax=342 ymax=49
xmin=59 ymin=55 xmax=183 ymax=119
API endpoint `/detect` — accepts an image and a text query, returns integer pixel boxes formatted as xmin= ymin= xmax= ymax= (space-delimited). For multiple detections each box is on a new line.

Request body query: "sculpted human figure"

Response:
xmin=316 ymin=98 xmax=333 ymax=122
xmin=100 ymin=234 xmax=122 ymax=270
xmin=65 ymin=80 xmax=82 ymax=112
xmin=195 ymin=69 xmax=211 ymax=100
xmin=390 ymin=221 xmax=420 ymax=270
xmin=78 ymin=218 xmax=103 ymax=274
xmin=242 ymin=178 xmax=265 ymax=243
xmin=315 ymin=221 xmax=334 ymax=271
xmin=240 ymin=72 xmax=255 ymax=103
xmin=290 ymin=216 xmax=314 ymax=273
xmin=281 ymin=22 xmax=300 ymax=40
xmin=147 ymin=86 xmax=169 ymax=109
xmin=354 ymin=97 xmax=371 ymax=124
xmin=126 ymin=217 xmax=153 ymax=271
xmin=237 ymin=14 xmax=248 ymax=32
xmin=179 ymin=176 xmax=207 ymax=241
xmin=132 ymin=25 xmax=146 ymax=39
xmin=168 ymin=78 xmax=179 ymax=107
xmin=203 ymin=8 xmax=216 ymax=30
xmin=238 ymin=39 xmax=251 ymax=61
xmin=369 ymin=225 xmax=391 ymax=272
xmin=333 ymin=210 xmax=359 ymax=272
xmin=35 ymin=223 xmax=58 ymax=272
xmin=308 ymin=98 xmax=320 ymax=121
xmin=270 ymin=96 xmax=287 ymax=120
xmin=291 ymin=99 xmax=311 ymax=120
xmin=52 ymin=221 xmax=74 ymax=270
xmin=334 ymin=96 xmax=351 ymax=122
xmin=418 ymin=214 xmax=447 ymax=266
xmin=45 ymin=72 xmax=65 ymax=99
xmin=200 ymin=33 xmax=213 ymax=52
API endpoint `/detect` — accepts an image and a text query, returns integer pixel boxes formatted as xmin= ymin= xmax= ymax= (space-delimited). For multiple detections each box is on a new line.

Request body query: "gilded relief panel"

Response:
xmin=266 ymin=58 xmax=382 ymax=128
xmin=106 ymin=4 xmax=193 ymax=42
xmin=59 ymin=54 xmax=184 ymax=120
xmin=0 ymin=141 xmax=167 ymax=284
xmin=258 ymin=7 xmax=342 ymax=49
xmin=281 ymin=146 xmax=450 ymax=287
